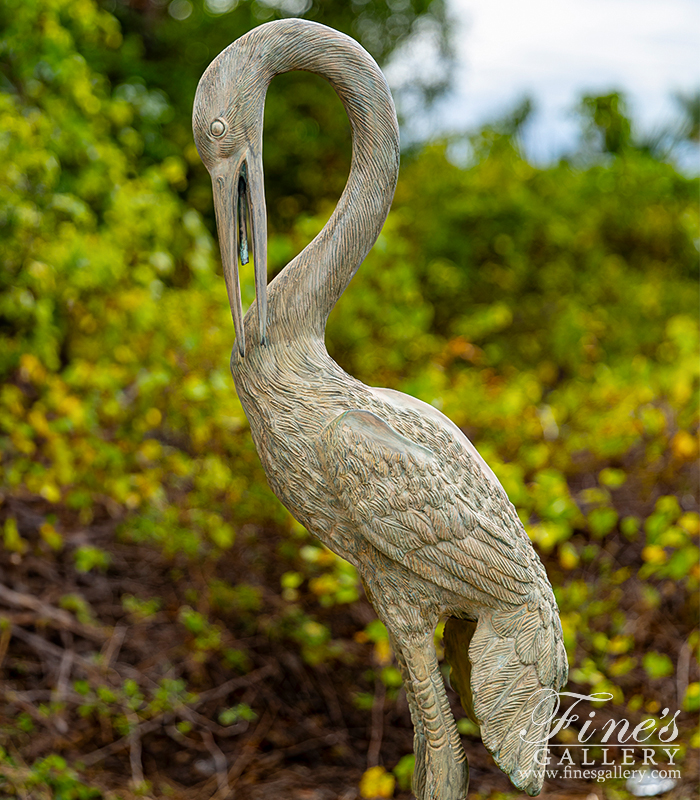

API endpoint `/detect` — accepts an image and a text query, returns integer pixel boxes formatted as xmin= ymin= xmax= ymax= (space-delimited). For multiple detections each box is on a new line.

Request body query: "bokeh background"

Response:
xmin=0 ymin=1 xmax=698 ymax=798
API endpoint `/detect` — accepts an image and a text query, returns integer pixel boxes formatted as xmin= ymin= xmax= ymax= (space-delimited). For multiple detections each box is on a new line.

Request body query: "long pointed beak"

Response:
xmin=211 ymin=156 xmax=267 ymax=357
xmin=245 ymin=157 xmax=268 ymax=348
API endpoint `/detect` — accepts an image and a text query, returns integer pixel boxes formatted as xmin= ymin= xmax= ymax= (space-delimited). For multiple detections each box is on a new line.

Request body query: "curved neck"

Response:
xmin=250 ymin=20 xmax=400 ymax=340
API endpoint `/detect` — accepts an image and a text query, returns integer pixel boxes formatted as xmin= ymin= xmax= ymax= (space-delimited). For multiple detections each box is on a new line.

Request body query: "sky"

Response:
xmin=402 ymin=0 xmax=700 ymax=165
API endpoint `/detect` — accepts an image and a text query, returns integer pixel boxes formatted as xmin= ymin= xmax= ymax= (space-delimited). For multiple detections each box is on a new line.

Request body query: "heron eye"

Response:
xmin=210 ymin=119 xmax=226 ymax=138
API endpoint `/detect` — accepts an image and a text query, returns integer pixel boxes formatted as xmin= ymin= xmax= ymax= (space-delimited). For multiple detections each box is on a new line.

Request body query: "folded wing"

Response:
xmin=317 ymin=409 xmax=568 ymax=795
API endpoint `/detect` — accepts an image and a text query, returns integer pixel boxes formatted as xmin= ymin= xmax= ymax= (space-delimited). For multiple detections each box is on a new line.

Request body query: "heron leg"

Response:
xmin=379 ymin=602 xmax=468 ymax=800
xmin=387 ymin=631 xmax=427 ymax=799
xmin=361 ymin=575 xmax=467 ymax=798
xmin=403 ymin=627 xmax=469 ymax=800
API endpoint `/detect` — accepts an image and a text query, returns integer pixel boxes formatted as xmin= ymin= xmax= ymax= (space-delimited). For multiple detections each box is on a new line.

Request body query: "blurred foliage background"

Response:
xmin=0 ymin=0 xmax=698 ymax=798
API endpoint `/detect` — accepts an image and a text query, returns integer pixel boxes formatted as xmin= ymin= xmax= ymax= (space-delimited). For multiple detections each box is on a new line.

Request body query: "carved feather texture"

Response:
xmin=318 ymin=409 xmax=568 ymax=796
xmin=468 ymin=609 xmax=565 ymax=796
xmin=319 ymin=410 xmax=538 ymax=607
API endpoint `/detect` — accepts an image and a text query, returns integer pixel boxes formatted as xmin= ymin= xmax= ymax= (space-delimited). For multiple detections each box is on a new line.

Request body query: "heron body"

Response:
xmin=193 ymin=19 xmax=567 ymax=799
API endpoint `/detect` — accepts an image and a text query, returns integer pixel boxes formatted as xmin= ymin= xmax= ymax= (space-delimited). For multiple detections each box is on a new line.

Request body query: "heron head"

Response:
xmin=193 ymin=43 xmax=268 ymax=357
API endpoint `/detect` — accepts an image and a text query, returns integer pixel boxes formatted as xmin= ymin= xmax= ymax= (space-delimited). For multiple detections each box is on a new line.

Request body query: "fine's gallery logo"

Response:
xmin=517 ymin=690 xmax=682 ymax=787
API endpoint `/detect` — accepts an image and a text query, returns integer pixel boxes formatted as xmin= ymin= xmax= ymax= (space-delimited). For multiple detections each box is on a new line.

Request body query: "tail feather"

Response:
xmin=496 ymin=698 xmax=533 ymax=773
xmin=445 ymin=597 xmax=568 ymax=797
xmin=476 ymin=662 xmax=539 ymax=754
xmin=536 ymin=624 xmax=556 ymax=686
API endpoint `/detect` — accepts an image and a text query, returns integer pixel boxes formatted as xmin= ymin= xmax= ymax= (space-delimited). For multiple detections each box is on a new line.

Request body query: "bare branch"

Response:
xmin=367 ymin=676 xmax=385 ymax=768
xmin=81 ymin=716 xmax=172 ymax=767
xmin=0 ymin=620 xmax=11 ymax=670
xmin=51 ymin=644 xmax=74 ymax=734
xmin=127 ymin=710 xmax=145 ymax=787
xmin=81 ymin=664 xmax=276 ymax=767
xmin=101 ymin=624 xmax=128 ymax=669
xmin=201 ymin=730 xmax=229 ymax=798
xmin=0 ymin=584 xmax=107 ymax=642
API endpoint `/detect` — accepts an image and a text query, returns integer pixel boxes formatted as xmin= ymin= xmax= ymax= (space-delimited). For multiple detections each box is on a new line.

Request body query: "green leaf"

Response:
xmin=642 ymin=652 xmax=674 ymax=680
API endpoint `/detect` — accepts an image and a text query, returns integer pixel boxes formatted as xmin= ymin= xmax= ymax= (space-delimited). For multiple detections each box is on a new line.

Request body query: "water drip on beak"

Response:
xmin=238 ymin=169 xmax=249 ymax=266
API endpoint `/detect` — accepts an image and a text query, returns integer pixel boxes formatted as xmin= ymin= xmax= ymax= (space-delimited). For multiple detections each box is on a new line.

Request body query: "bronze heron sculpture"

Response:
xmin=193 ymin=19 xmax=567 ymax=799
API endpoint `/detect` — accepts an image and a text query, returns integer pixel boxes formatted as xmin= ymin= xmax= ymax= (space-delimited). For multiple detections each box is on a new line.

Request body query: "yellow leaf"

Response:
xmin=3 ymin=518 xmax=27 ymax=554
xmin=642 ymin=545 xmax=666 ymax=565
xmin=40 ymin=483 xmax=61 ymax=504
xmin=679 ymin=513 xmax=700 ymax=536
xmin=28 ymin=408 xmax=51 ymax=438
xmin=114 ymin=345 xmax=134 ymax=364
xmin=360 ymin=766 xmax=395 ymax=799
xmin=59 ymin=395 xmax=84 ymax=425
xmin=19 ymin=353 xmax=46 ymax=383
xmin=11 ymin=431 xmax=36 ymax=455
xmin=40 ymin=523 xmax=63 ymax=551
xmin=559 ymin=541 xmax=579 ymax=570
xmin=145 ymin=407 xmax=162 ymax=427
xmin=374 ymin=638 xmax=392 ymax=666
xmin=671 ymin=430 xmax=697 ymax=460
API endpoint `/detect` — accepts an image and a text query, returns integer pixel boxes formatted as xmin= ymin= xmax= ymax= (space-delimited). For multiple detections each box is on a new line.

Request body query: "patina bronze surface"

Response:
xmin=193 ymin=19 xmax=568 ymax=799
